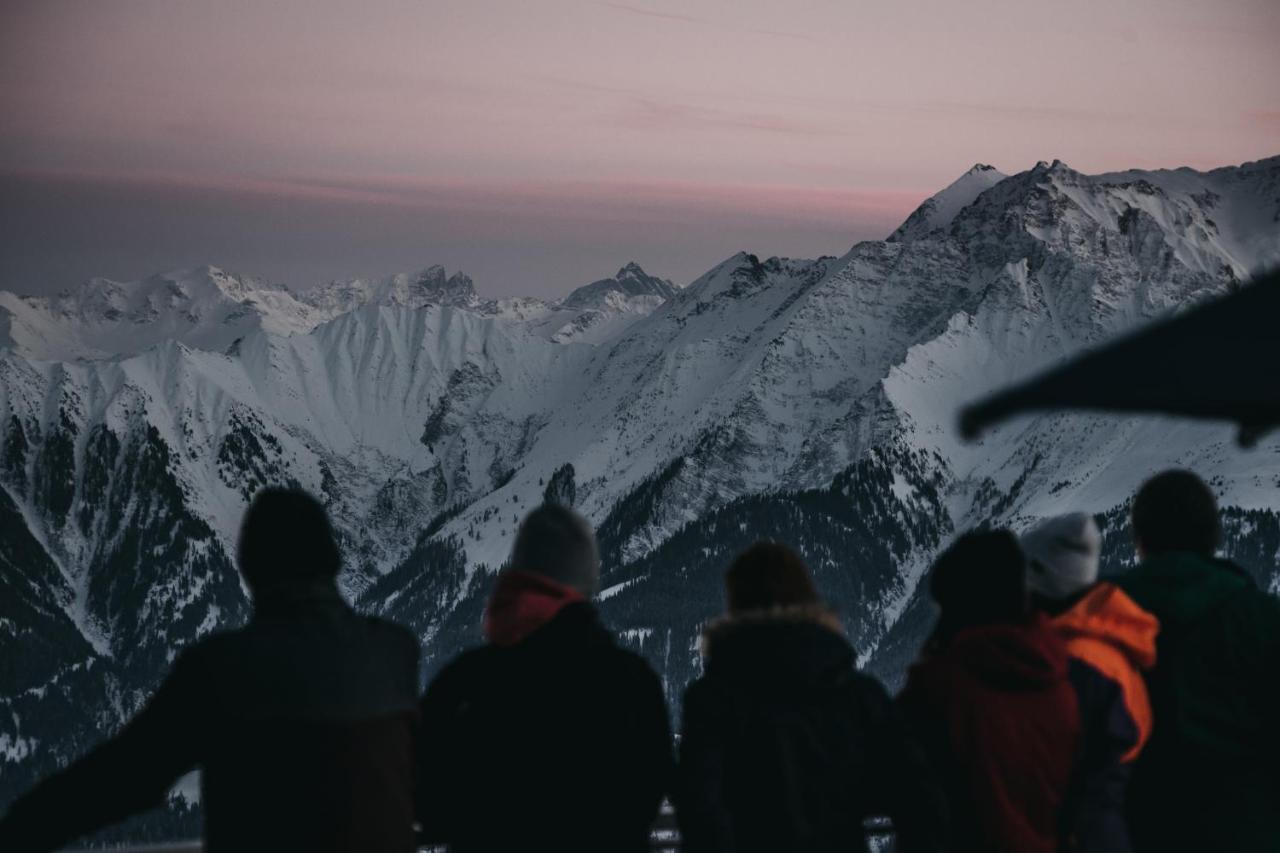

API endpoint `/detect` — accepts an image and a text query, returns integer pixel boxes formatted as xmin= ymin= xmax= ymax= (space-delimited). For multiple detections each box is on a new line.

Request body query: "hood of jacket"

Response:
xmin=926 ymin=614 xmax=1071 ymax=691
xmin=700 ymin=605 xmax=855 ymax=692
xmin=483 ymin=569 xmax=586 ymax=647
xmin=1052 ymin=582 xmax=1159 ymax=670
xmin=1115 ymin=552 xmax=1253 ymax=632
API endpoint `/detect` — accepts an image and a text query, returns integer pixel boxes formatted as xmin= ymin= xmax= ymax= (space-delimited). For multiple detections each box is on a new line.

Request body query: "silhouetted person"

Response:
xmin=415 ymin=503 xmax=672 ymax=853
xmin=676 ymin=542 xmax=947 ymax=853
xmin=1113 ymin=470 xmax=1280 ymax=852
xmin=898 ymin=530 xmax=1080 ymax=853
xmin=1024 ymin=513 xmax=1158 ymax=853
xmin=0 ymin=488 xmax=421 ymax=853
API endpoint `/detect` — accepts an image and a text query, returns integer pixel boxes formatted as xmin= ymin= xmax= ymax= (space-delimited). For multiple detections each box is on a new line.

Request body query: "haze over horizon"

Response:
xmin=2 ymin=0 xmax=1277 ymax=298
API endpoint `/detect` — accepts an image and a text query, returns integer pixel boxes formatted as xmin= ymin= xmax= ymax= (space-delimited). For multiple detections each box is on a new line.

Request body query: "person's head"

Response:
xmin=1022 ymin=513 xmax=1102 ymax=604
xmin=238 ymin=488 xmax=341 ymax=593
xmin=724 ymin=542 xmax=820 ymax=614
xmin=929 ymin=529 xmax=1028 ymax=641
xmin=508 ymin=503 xmax=600 ymax=596
xmin=1131 ymin=469 xmax=1220 ymax=559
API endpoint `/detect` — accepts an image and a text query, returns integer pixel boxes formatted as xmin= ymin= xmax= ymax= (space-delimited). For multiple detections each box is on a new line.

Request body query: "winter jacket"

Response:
xmin=676 ymin=606 xmax=947 ymax=853
xmin=1114 ymin=552 xmax=1280 ymax=853
xmin=1053 ymin=583 xmax=1157 ymax=762
xmin=0 ymin=581 xmax=421 ymax=853
xmin=1050 ymin=583 xmax=1157 ymax=853
xmin=898 ymin=614 xmax=1081 ymax=853
xmin=416 ymin=601 xmax=672 ymax=853
xmin=1062 ymin=657 xmax=1137 ymax=853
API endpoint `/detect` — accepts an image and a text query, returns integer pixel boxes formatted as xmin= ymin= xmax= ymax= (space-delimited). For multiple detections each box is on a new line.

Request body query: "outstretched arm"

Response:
xmin=0 ymin=652 xmax=205 ymax=853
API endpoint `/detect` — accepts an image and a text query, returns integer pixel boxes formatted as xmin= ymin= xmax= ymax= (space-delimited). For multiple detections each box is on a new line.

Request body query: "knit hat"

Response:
xmin=509 ymin=503 xmax=600 ymax=597
xmin=725 ymin=542 xmax=819 ymax=614
xmin=238 ymin=488 xmax=341 ymax=590
xmin=929 ymin=529 xmax=1027 ymax=635
xmin=1021 ymin=512 xmax=1102 ymax=600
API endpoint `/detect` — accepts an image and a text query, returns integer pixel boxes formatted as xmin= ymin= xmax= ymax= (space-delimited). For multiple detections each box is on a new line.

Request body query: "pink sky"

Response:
xmin=1 ymin=0 xmax=1277 ymax=296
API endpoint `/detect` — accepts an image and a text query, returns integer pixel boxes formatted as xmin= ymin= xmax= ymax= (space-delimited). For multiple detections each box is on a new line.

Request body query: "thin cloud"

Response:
xmin=598 ymin=1 xmax=703 ymax=24
xmin=595 ymin=1 xmax=819 ymax=44
xmin=621 ymin=97 xmax=840 ymax=137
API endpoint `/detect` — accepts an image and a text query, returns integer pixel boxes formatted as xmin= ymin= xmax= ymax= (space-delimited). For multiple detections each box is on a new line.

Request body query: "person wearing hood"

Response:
xmin=0 ymin=488 xmax=423 ymax=853
xmin=898 ymin=530 xmax=1080 ymax=853
xmin=415 ymin=503 xmax=672 ymax=853
xmin=1023 ymin=513 xmax=1158 ymax=853
xmin=675 ymin=542 xmax=947 ymax=853
xmin=1113 ymin=470 xmax=1280 ymax=853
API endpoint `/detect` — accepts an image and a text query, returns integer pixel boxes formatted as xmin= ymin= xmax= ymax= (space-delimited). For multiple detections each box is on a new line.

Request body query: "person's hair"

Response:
xmin=509 ymin=503 xmax=600 ymax=596
xmin=725 ymin=542 xmax=819 ymax=614
xmin=929 ymin=529 xmax=1028 ymax=642
xmin=1131 ymin=469 xmax=1221 ymax=557
xmin=237 ymin=488 xmax=341 ymax=590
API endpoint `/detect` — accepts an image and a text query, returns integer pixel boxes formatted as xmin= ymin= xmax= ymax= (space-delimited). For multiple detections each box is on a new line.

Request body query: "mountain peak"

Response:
xmin=1033 ymin=158 xmax=1073 ymax=175
xmin=889 ymin=163 xmax=1008 ymax=242
xmin=561 ymin=263 xmax=678 ymax=309
xmin=617 ymin=261 xmax=648 ymax=279
xmin=414 ymin=267 xmax=477 ymax=303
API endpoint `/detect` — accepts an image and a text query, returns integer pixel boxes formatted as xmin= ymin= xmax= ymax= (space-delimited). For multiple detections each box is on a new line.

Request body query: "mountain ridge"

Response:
xmin=1 ymin=155 xmax=1278 ymax=838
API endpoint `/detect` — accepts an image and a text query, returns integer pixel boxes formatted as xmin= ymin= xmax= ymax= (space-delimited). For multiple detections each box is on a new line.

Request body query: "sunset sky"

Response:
xmin=2 ymin=0 xmax=1277 ymax=297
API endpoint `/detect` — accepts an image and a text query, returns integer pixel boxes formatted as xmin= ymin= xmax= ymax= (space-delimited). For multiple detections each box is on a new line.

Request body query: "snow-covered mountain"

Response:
xmin=2 ymin=156 xmax=1278 ymax=838
xmin=889 ymin=162 xmax=1008 ymax=241
xmin=0 ymin=261 xmax=681 ymax=363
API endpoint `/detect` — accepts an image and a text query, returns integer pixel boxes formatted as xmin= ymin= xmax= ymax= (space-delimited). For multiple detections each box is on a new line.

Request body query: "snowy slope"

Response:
xmin=889 ymin=163 xmax=1007 ymax=242
xmin=0 ymin=261 xmax=679 ymax=363
xmin=0 ymin=266 xmax=327 ymax=361
xmin=2 ymin=155 xmax=1278 ymax=832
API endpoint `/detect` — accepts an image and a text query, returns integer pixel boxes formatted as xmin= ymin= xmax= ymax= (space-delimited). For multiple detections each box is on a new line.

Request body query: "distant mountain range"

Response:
xmin=2 ymin=154 xmax=1278 ymax=840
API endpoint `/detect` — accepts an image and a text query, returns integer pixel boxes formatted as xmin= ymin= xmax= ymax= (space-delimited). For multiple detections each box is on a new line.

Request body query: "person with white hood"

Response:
xmin=1023 ymin=512 xmax=1159 ymax=853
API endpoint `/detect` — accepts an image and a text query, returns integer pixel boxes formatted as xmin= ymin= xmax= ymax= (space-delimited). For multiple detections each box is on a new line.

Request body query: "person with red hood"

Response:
xmin=898 ymin=529 xmax=1081 ymax=853
xmin=415 ymin=503 xmax=672 ymax=853
xmin=1023 ymin=512 xmax=1158 ymax=853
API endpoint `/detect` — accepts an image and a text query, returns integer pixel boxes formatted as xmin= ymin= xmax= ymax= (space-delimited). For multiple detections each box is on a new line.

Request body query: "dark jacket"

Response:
xmin=416 ymin=601 xmax=672 ymax=853
xmin=676 ymin=607 xmax=947 ymax=853
xmin=0 ymin=581 xmax=421 ymax=853
xmin=1063 ymin=657 xmax=1137 ymax=853
xmin=898 ymin=614 xmax=1080 ymax=853
xmin=1114 ymin=552 xmax=1280 ymax=853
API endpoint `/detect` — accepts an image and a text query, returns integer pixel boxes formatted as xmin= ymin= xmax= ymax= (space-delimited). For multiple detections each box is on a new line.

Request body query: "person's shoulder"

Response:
xmin=175 ymin=624 xmax=250 ymax=670
xmin=423 ymin=644 xmax=498 ymax=697
xmin=845 ymin=668 xmax=894 ymax=702
xmin=362 ymin=614 xmax=421 ymax=666
xmin=897 ymin=653 xmax=953 ymax=707
xmin=600 ymin=642 xmax=664 ymax=691
xmin=1227 ymin=578 xmax=1280 ymax=631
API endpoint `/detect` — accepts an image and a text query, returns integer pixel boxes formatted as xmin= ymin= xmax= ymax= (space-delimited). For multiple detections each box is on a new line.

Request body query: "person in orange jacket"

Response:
xmin=1023 ymin=512 xmax=1159 ymax=853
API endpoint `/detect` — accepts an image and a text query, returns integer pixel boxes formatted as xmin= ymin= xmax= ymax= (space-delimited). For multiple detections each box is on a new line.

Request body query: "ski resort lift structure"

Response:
xmin=959 ymin=268 xmax=1280 ymax=447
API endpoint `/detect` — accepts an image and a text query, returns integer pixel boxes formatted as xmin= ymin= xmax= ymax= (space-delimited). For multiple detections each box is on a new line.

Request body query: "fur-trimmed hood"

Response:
xmin=701 ymin=604 xmax=846 ymax=655
xmin=699 ymin=605 xmax=856 ymax=691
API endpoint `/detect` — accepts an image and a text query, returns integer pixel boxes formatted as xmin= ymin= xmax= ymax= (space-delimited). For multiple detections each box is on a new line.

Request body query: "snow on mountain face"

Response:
xmin=0 ymin=262 xmax=682 ymax=364
xmin=560 ymin=262 xmax=680 ymax=309
xmin=889 ymin=163 xmax=1008 ymax=242
xmin=0 ymin=266 xmax=328 ymax=361
xmin=303 ymin=265 xmax=482 ymax=315
xmin=2 ymin=156 xmax=1279 ymax=833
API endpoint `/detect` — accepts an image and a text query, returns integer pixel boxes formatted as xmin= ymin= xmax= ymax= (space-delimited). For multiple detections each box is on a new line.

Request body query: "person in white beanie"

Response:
xmin=1023 ymin=512 xmax=1104 ymax=601
xmin=1023 ymin=512 xmax=1159 ymax=853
